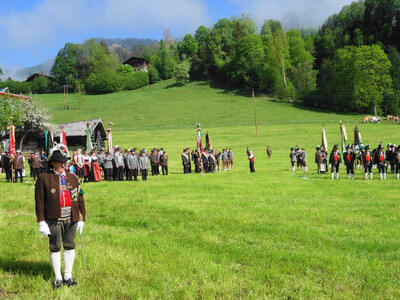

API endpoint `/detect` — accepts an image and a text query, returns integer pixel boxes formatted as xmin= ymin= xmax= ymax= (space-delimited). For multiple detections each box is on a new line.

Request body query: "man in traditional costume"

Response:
xmin=343 ymin=145 xmax=355 ymax=179
xmin=329 ymin=145 xmax=341 ymax=180
xmin=377 ymin=145 xmax=387 ymax=180
xmin=35 ymin=144 xmax=86 ymax=288
xmin=363 ymin=145 xmax=373 ymax=180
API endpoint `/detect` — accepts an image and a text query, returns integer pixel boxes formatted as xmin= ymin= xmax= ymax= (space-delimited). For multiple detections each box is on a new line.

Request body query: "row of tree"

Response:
xmin=311 ymin=0 xmax=400 ymax=115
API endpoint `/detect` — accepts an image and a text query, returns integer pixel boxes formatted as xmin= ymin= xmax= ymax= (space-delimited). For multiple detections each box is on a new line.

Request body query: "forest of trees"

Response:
xmin=1 ymin=0 xmax=399 ymax=115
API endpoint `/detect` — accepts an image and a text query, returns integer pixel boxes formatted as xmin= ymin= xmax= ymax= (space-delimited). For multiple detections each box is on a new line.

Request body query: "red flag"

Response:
xmin=61 ymin=130 xmax=67 ymax=146
xmin=8 ymin=122 xmax=15 ymax=155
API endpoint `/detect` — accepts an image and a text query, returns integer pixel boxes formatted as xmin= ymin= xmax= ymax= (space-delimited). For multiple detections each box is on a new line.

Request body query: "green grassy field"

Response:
xmin=1 ymin=80 xmax=399 ymax=299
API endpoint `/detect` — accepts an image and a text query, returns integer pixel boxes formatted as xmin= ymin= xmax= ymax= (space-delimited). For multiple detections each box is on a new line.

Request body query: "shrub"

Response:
xmin=148 ymin=66 xmax=160 ymax=84
xmin=85 ymin=70 xmax=122 ymax=94
xmin=122 ymin=71 xmax=149 ymax=90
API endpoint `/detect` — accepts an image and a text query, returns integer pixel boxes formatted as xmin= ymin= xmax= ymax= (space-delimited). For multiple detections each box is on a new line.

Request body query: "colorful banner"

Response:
xmin=8 ymin=123 xmax=15 ymax=155
xmin=205 ymin=131 xmax=212 ymax=150
xmin=45 ymin=131 xmax=54 ymax=156
xmin=321 ymin=127 xmax=328 ymax=151
xmin=340 ymin=121 xmax=347 ymax=153
xmin=107 ymin=128 xmax=112 ymax=153
xmin=60 ymin=129 xmax=67 ymax=146
xmin=354 ymin=125 xmax=363 ymax=146
xmin=86 ymin=127 xmax=93 ymax=152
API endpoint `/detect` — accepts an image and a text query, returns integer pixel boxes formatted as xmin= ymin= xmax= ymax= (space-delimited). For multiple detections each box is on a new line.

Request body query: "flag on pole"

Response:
xmin=86 ymin=122 xmax=93 ymax=152
xmin=8 ymin=122 xmax=15 ymax=155
xmin=60 ymin=127 xmax=67 ymax=146
xmin=107 ymin=128 xmax=112 ymax=153
xmin=354 ymin=125 xmax=363 ymax=146
xmin=196 ymin=123 xmax=203 ymax=152
xmin=45 ymin=131 xmax=54 ymax=156
xmin=205 ymin=131 xmax=212 ymax=149
xmin=321 ymin=127 xmax=328 ymax=151
xmin=339 ymin=121 xmax=347 ymax=153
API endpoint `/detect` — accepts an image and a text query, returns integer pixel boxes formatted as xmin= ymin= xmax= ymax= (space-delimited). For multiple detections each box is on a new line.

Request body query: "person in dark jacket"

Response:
xmin=362 ymin=145 xmax=373 ymax=180
xmin=35 ymin=144 xmax=86 ymax=289
xmin=377 ymin=145 xmax=387 ymax=180
xmin=329 ymin=145 xmax=341 ymax=180
xmin=343 ymin=145 xmax=355 ymax=179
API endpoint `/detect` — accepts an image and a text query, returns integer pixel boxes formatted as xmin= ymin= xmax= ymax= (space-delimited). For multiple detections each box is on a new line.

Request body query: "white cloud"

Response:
xmin=0 ymin=0 xmax=209 ymax=50
xmin=232 ymin=0 xmax=355 ymax=29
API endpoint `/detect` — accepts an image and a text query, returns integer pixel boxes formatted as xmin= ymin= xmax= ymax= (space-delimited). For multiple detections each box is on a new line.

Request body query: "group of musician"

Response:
xmin=182 ymin=148 xmax=234 ymax=174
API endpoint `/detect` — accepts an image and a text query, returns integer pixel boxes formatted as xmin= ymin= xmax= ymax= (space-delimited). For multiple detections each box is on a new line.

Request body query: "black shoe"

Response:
xmin=52 ymin=279 xmax=63 ymax=289
xmin=63 ymin=277 xmax=78 ymax=287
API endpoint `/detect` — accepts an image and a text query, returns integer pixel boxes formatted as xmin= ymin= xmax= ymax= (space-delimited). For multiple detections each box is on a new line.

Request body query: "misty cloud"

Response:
xmin=232 ymin=0 xmax=355 ymax=29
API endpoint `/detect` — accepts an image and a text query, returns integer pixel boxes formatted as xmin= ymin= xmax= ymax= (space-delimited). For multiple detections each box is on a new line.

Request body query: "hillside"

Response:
xmin=1 ymin=81 xmax=399 ymax=299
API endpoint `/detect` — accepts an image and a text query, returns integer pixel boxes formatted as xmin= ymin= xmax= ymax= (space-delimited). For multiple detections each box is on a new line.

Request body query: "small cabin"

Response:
xmin=122 ymin=56 xmax=150 ymax=72
xmin=55 ymin=119 xmax=107 ymax=150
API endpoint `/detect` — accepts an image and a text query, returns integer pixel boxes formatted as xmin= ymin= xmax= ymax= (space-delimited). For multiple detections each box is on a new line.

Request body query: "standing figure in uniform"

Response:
xmin=247 ymin=147 xmax=255 ymax=172
xmin=343 ymin=145 xmax=355 ymax=179
xmin=138 ymin=149 xmax=150 ymax=181
xmin=377 ymin=145 xmax=387 ymax=180
xmin=289 ymin=148 xmax=297 ymax=174
xmin=114 ymin=147 xmax=125 ymax=181
xmin=329 ymin=145 xmax=341 ymax=180
xmin=363 ymin=145 xmax=373 ymax=180
xmin=315 ymin=147 xmax=323 ymax=175
xmin=1 ymin=151 xmax=11 ymax=182
xmin=35 ymin=144 xmax=85 ymax=289
xmin=182 ymin=148 xmax=191 ymax=174
xmin=160 ymin=150 xmax=168 ymax=176
xmin=103 ymin=152 xmax=113 ymax=181
xmin=14 ymin=150 xmax=25 ymax=183
xmin=395 ymin=145 xmax=400 ymax=180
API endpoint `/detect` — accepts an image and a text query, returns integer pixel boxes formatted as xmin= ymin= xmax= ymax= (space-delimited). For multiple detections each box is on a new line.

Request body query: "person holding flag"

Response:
xmin=329 ymin=145 xmax=341 ymax=180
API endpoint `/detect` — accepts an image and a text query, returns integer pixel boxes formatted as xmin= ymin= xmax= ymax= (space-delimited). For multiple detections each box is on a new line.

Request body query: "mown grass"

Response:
xmin=0 ymin=80 xmax=399 ymax=299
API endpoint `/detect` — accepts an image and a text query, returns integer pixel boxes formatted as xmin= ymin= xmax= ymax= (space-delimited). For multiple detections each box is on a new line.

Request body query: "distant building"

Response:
xmin=55 ymin=119 xmax=107 ymax=150
xmin=1 ymin=118 xmax=107 ymax=152
xmin=123 ymin=57 xmax=150 ymax=72
xmin=26 ymin=73 xmax=55 ymax=82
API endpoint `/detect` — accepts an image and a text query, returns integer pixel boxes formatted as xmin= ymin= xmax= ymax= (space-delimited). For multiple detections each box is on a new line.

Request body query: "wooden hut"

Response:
xmin=55 ymin=119 xmax=107 ymax=150
xmin=122 ymin=56 xmax=150 ymax=72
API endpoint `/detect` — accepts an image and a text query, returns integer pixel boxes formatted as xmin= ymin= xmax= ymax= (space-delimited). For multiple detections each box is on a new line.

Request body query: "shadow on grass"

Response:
xmin=0 ymin=258 xmax=52 ymax=279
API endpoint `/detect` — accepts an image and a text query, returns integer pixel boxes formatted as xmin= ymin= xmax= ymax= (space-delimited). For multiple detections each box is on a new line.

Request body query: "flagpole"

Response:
xmin=252 ymin=89 xmax=258 ymax=136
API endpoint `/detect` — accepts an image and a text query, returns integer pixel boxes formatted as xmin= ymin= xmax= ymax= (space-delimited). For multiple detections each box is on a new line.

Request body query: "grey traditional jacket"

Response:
xmin=138 ymin=155 xmax=150 ymax=170
xmin=127 ymin=154 xmax=139 ymax=169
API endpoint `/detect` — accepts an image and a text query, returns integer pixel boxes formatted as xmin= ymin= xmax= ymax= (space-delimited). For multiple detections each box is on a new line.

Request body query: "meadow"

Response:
xmin=0 ymin=80 xmax=399 ymax=299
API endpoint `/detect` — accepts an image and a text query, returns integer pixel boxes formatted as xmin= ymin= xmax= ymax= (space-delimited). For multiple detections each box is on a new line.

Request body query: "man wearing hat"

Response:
xmin=343 ymin=145 xmax=355 ymax=179
xmin=1 ymin=150 xmax=12 ymax=182
xmin=377 ymin=145 xmax=387 ymax=180
xmin=362 ymin=145 xmax=373 ymax=180
xmin=138 ymin=149 xmax=150 ymax=180
xmin=14 ymin=150 xmax=25 ymax=183
xmin=329 ymin=145 xmax=341 ymax=180
xmin=395 ymin=145 xmax=400 ymax=179
xmin=35 ymin=144 xmax=86 ymax=288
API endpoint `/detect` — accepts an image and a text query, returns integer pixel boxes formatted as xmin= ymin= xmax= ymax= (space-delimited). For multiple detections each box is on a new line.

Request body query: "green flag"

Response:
xmin=86 ymin=127 xmax=93 ymax=151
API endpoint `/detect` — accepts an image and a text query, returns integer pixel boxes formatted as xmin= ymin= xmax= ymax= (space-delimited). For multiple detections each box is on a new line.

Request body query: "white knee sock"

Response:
xmin=384 ymin=173 xmax=387 ymax=180
xmin=50 ymin=252 xmax=62 ymax=281
xmin=64 ymin=249 xmax=75 ymax=280
xmin=336 ymin=173 xmax=339 ymax=180
xmin=370 ymin=173 xmax=373 ymax=180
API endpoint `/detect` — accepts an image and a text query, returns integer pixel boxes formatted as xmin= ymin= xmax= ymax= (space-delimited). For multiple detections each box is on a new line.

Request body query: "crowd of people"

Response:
xmin=314 ymin=143 xmax=400 ymax=180
xmin=289 ymin=147 xmax=308 ymax=175
xmin=70 ymin=146 xmax=168 ymax=182
xmin=182 ymin=148 xmax=234 ymax=174
xmin=0 ymin=146 xmax=169 ymax=183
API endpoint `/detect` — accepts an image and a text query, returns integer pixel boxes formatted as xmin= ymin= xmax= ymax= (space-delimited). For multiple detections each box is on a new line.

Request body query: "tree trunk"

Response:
xmin=281 ymin=56 xmax=287 ymax=88
xmin=19 ymin=129 xmax=34 ymax=151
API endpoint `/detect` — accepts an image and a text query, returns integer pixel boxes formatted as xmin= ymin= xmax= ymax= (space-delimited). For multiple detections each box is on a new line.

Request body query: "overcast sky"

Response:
xmin=0 ymin=0 xmax=354 ymax=68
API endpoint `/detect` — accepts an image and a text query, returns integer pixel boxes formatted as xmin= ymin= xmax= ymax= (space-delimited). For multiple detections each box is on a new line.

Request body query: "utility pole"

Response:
xmin=252 ymin=88 xmax=258 ymax=136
